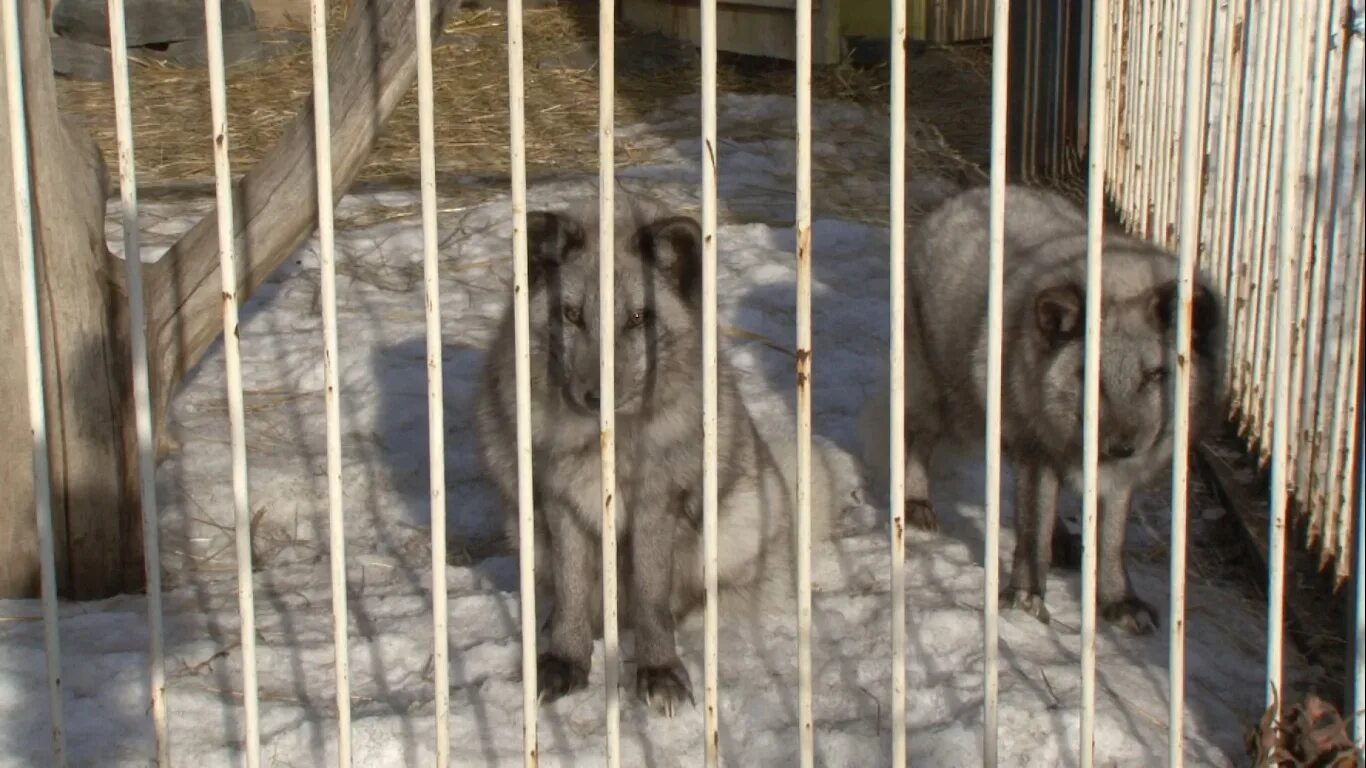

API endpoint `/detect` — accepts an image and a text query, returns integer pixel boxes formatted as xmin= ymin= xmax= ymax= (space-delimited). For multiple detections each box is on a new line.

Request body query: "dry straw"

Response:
xmin=57 ymin=2 xmax=983 ymax=220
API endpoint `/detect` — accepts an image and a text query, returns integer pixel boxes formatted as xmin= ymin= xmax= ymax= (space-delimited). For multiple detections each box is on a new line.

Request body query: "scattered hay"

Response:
xmin=57 ymin=3 xmax=958 ymax=195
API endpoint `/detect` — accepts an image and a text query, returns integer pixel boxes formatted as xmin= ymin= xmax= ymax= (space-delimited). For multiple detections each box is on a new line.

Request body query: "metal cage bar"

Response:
xmin=104 ymin=0 xmax=169 ymax=760
xmin=306 ymin=0 xmax=353 ymax=762
xmin=1078 ymin=0 xmax=1112 ymax=761
xmin=2 ymin=0 xmax=64 ymax=762
xmin=202 ymin=0 xmax=262 ymax=761
xmin=505 ymin=0 xmax=539 ymax=761
xmin=983 ymin=0 xmax=1012 ymax=764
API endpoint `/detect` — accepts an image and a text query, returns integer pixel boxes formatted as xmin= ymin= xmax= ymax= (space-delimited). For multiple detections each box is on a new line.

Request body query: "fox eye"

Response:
xmin=625 ymin=309 xmax=651 ymax=329
xmin=562 ymin=305 xmax=582 ymax=325
xmin=1143 ymin=366 xmax=1169 ymax=384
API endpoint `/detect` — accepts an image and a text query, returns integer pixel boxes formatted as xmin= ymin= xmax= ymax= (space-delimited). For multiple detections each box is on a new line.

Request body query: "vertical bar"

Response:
xmin=506 ymin=0 xmax=538 ymax=759
xmin=794 ymin=0 xmax=815 ymax=758
xmin=1130 ymin=0 xmax=1158 ymax=235
xmin=700 ymin=0 xmax=720 ymax=755
xmin=1357 ymin=367 xmax=1364 ymax=744
xmin=1244 ymin=0 xmax=1289 ymax=442
xmin=1230 ymin=0 xmax=1267 ymax=421
xmin=202 ymin=0 xmax=260 ymax=758
xmin=413 ymin=0 xmax=449 ymax=760
xmin=1168 ymin=0 xmax=1210 ymax=763
xmin=1131 ymin=0 xmax=1161 ymax=231
xmin=1158 ymin=0 xmax=1187 ymax=244
xmin=1 ymin=0 xmax=64 ymax=763
xmin=597 ymin=0 xmax=621 ymax=760
xmin=1286 ymin=0 xmax=1334 ymax=497
xmin=105 ymin=0 xmax=168 ymax=761
xmin=1292 ymin=0 xmax=1344 ymax=499
xmin=307 ymin=0 xmax=352 ymax=762
xmin=1315 ymin=54 xmax=1363 ymax=553
xmin=1079 ymin=0 xmax=1111 ymax=761
xmin=1209 ymin=0 xmax=1248 ymax=372
xmin=1119 ymin=0 xmax=1147 ymax=220
xmin=888 ymin=0 xmax=908 ymax=758
xmin=1249 ymin=0 xmax=1293 ymax=449
xmin=983 ymin=0 xmax=1011 ymax=764
xmin=1326 ymin=148 xmax=1365 ymax=579
xmin=1265 ymin=0 xmax=1309 ymax=708
xmin=1227 ymin=0 xmax=1268 ymax=404
xmin=1103 ymin=0 xmax=1118 ymax=178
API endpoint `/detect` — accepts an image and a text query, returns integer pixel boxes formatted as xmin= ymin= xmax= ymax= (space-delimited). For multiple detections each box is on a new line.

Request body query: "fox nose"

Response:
xmin=1105 ymin=441 xmax=1136 ymax=459
xmin=581 ymin=388 xmax=600 ymax=410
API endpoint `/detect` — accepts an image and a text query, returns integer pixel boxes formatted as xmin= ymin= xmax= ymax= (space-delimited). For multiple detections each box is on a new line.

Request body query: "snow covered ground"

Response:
xmin=0 ymin=94 xmax=1295 ymax=767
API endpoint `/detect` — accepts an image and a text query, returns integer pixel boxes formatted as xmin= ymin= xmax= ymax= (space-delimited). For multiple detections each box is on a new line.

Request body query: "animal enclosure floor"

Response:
xmin=0 ymin=94 xmax=1299 ymax=767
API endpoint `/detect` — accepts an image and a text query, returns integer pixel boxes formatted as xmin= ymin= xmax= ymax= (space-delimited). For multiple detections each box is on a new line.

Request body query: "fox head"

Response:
xmin=523 ymin=199 xmax=703 ymax=420
xmin=1026 ymin=264 xmax=1224 ymax=467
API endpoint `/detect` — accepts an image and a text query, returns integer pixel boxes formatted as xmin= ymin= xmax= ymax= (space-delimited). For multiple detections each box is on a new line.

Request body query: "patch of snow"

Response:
xmin=1 ymin=94 xmax=1293 ymax=767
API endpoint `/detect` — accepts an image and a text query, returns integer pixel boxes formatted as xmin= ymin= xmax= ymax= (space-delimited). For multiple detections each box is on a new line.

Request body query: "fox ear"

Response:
xmin=635 ymin=215 xmax=703 ymax=302
xmin=1034 ymin=283 xmax=1085 ymax=345
xmin=526 ymin=211 xmax=585 ymax=283
xmin=1150 ymin=279 xmax=1221 ymax=357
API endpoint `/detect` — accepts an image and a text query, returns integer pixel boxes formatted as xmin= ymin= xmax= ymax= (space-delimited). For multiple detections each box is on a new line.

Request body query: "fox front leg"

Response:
xmin=629 ymin=496 xmax=693 ymax=717
xmin=1098 ymin=485 xmax=1158 ymax=634
xmin=537 ymin=505 xmax=596 ymax=703
xmin=1003 ymin=461 xmax=1061 ymax=624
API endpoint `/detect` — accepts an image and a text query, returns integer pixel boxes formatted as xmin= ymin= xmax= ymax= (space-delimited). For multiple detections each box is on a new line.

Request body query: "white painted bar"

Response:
xmin=1209 ymin=0 xmax=1247 ymax=363
xmin=1286 ymin=0 xmax=1334 ymax=491
xmin=104 ymin=0 xmax=168 ymax=761
xmin=1250 ymin=0 xmax=1294 ymax=446
xmin=1300 ymin=0 xmax=1355 ymax=502
xmin=1358 ymin=399 xmax=1364 ymax=744
xmin=2 ymin=2 xmax=65 ymax=763
xmin=505 ymin=0 xmax=538 ymax=760
xmin=414 ymin=0 xmax=450 ymax=761
xmin=1246 ymin=0 xmax=1290 ymax=440
xmin=888 ymin=0 xmax=908 ymax=760
xmin=1168 ymin=0 xmax=1210 ymax=763
xmin=1246 ymin=0 xmax=1281 ymax=411
xmin=1118 ymin=0 xmax=1147 ymax=220
xmin=596 ymin=0 xmax=621 ymax=759
xmin=1292 ymin=0 xmax=1343 ymax=499
xmin=794 ymin=0 xmax=815 ymax=759
xmin=699 ymin=0 xmax=720 ymax=757
xmin=1266 ymin=0 xmax=1309 ymax=708
xmin=202 ymin=0 xmax=260 ymax=759
xmin=307 ymin=1 xmax=352 ymax=763
xmin=1131 ymin=0 xmax=1161 ymax=236
xmin=1152 ymin=0 xmax=1185 ymax=245
xmin=1226 ymin=0 xmax=1273 ymax=408
xmin=1325 ymin=152 xmax=1365 ymax=579
xmin=982 ymin=0 xmax=1011 ymax=764
xmin=1079 ymin=0 xmax=1111 ymax=761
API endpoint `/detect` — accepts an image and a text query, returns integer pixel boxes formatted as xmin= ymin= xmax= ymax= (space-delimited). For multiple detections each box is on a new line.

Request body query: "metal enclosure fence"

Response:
xmin=1104 ymin=0 xmax=1365 ymax=586
xmin=1 ymin=0 xmax=1362 ymax=766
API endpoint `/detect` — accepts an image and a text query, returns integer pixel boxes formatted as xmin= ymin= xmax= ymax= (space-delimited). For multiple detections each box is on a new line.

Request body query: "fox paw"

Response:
xmin=636 ymin=661 xmax=694 ymax=717
xmin=1001 ymin=588 xmax=1051 ymax=624
xmin=1102 ymin=596 xmax=1159 ymax=635
xmin=906 ymin=499 xmax=939 ymax=533
xmin=537 ymin=653 xmax=590 ymax=704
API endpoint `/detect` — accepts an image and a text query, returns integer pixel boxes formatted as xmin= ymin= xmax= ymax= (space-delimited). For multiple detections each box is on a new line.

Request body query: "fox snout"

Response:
xmin=564 ymin=345 xmax=601 ymax=412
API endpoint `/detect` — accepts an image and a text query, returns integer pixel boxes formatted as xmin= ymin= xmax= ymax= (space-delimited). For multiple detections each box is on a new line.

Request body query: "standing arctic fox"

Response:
xmin=476 ymin=192 xmax=846 ymax=714
xmin=862 ymin=184 xmax=1223 ymax=634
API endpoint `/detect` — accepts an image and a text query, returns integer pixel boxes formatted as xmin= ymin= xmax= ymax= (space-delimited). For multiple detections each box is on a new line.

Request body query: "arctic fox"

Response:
xmin=861 ymin=184 xmax=1224 ymax=634
xmin=476 ymin=191 xmax=848 ymax=714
